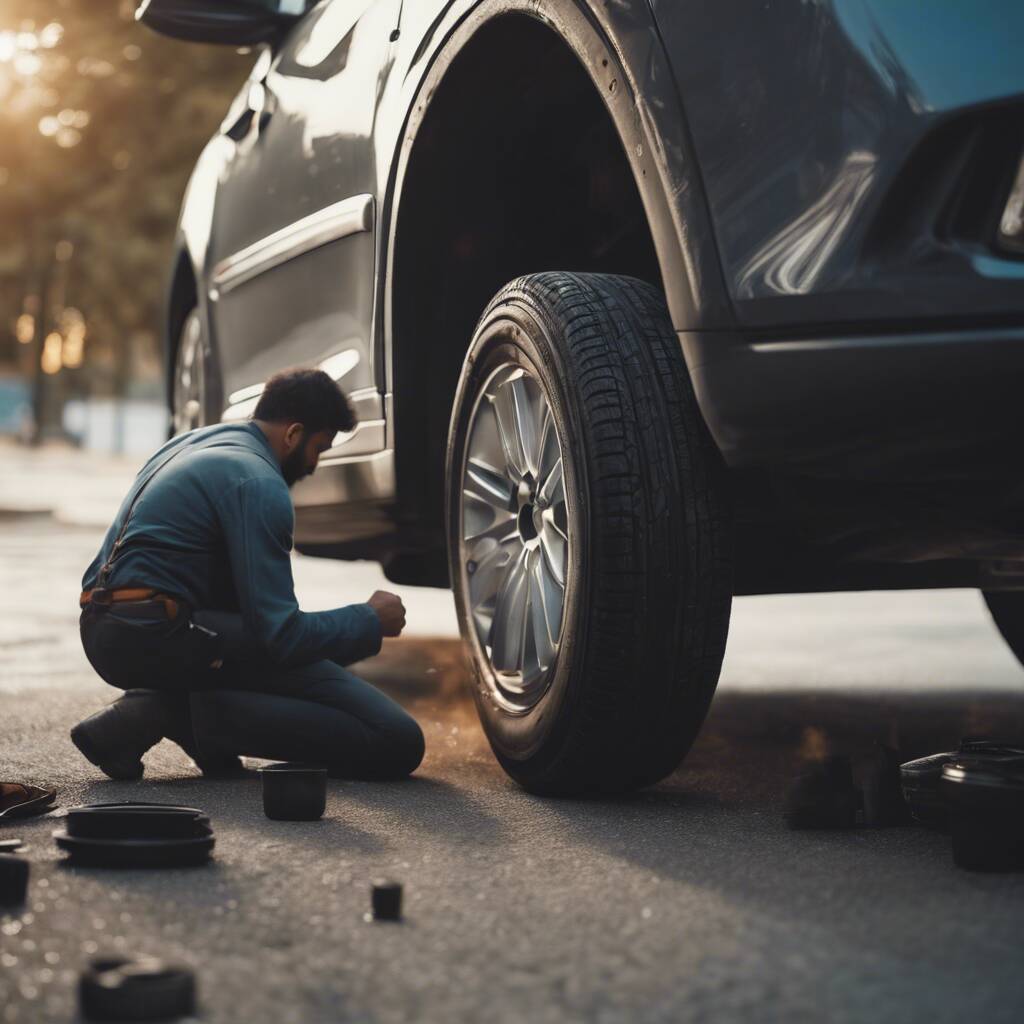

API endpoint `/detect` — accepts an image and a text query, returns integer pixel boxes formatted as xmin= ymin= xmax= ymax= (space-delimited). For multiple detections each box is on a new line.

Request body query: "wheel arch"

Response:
xmin=382 ymin=1 xmax=729 ymax=577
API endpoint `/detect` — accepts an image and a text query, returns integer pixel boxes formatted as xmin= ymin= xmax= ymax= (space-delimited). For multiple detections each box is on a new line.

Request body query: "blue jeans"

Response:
xmin=79 ymin=604 xmax=424 ymax=780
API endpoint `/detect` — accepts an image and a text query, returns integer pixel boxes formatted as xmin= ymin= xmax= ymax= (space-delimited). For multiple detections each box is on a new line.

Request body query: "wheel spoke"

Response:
xmin=535 ymin=405 xmax=558 ymax=483
xmin=519 ymin=559 xmax=542 ymax=686
xmin=466 ymin=400 xmax=509 ymax=480
xmin=490 ymin=547 xmax=530 ymax=672
xmin=538 ymin=455 xmax=563 ymax=509
xmin=547 ymin=500 xmax=569 ymax=543
xmin=464 ymin=459 xmax=516 ymax=513
xmin=463 ymin=500 xmax=517 ymax=546
xmin=492 ymin=375 xmax=539 ymax=479
xmin=529 ymin=549 xmax=558 ymax=670
xmin=539 ymin=512 xmax=567 ymax=587
xmin=471 ymin=540 xmax=520 ymax=610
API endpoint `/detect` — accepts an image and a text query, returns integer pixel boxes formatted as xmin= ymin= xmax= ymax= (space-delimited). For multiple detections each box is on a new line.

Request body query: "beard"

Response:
xmin=281 ymin=443 xmax=312 ymax=488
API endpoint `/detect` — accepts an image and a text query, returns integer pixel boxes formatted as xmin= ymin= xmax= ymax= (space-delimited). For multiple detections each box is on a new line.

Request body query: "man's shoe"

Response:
xmin=70 ymin=721 xmax=144 ymax=781
xmin=69 ymin=693 xmax=170 ymax=782
xmin=191 ymin=755 xmax=251 ymax=779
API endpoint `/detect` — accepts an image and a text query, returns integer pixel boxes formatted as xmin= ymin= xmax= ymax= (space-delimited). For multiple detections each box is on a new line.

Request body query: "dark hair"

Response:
xmin=253 ymin=368 xmax=356 ymax=434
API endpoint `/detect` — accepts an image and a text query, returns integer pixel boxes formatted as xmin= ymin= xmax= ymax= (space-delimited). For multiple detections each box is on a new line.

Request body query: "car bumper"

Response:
xmin=686 ymin=324 xmax=1024 ymax=480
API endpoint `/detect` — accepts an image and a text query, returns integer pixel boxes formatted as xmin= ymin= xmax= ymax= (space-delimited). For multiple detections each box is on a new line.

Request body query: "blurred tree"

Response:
xmin=0 ymin=0 xmax=250 ymax=439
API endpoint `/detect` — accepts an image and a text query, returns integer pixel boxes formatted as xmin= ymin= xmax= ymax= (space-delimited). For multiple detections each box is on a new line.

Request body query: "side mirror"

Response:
xmin=135 ymin=0 xmax=307 ymax=46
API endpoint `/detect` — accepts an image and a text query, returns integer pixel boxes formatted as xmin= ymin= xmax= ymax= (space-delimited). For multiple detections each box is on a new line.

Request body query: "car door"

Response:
xmin=208 ymin=0 xmax=401 ymax=455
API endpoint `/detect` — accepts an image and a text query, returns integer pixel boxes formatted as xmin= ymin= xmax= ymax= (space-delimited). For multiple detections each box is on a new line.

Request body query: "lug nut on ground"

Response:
xmin=371 ymin=880 xmax=403 ymax=921
xmin=0 ymin=853 xmax=29 ymax=904
xmin=78 ymin=955 xmax=196 ymax=1021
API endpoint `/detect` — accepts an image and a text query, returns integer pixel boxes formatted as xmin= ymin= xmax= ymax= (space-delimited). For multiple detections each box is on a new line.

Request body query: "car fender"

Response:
xmin=381 ymin=0 xmax=733 ymax=348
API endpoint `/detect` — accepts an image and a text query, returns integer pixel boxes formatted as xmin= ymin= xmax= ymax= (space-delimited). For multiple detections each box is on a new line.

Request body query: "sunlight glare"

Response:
xmin=13 ymin=52 xmax=41 ymax=76
xmin=41 ymin=333 xmax=62 ymax=375
xmin=37 ymin=22 xmax=63 ymax=48
xmin=0 ymin=22 xmax=62 ymax=77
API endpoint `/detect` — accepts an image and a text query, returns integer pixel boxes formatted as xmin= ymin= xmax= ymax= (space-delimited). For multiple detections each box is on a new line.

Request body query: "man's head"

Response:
xmin=252 ymin=368 xmax=356 ymax=487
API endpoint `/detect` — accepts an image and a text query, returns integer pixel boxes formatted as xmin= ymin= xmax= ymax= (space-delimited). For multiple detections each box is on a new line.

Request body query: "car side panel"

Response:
xmin=206 ymin=0 xmax=400 ymax=416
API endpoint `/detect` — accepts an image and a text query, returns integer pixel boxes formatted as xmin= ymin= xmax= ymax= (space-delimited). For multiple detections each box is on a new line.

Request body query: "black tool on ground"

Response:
xmin=900 ymin=749 xmax=957 ymax=827
xmin=784 ymin=755 xmax=859 ymax=829
xmin=0 ymin=782 xmax=57 ymax=822
xmin=940 ymin=746 xmax=1024 ymax=872
xmin=260 ymin=763 xmax=327 ymax=821
xmin=79 ymin=955 xmax=196 ymax=1021
xmin=0 ymin=853 xmax=29 ymax=904
xmin=372 ymin=880 xmax=403 ymax=921
xmin=66 ymin=803 xmax=209 ymax=840
xmin=861 ymin=745 xmax=912 ymax=827
xmin=900 ymin=739 xmax=1024 ymax=829
xmin=54 ymin=803 xmax=214 ymax=868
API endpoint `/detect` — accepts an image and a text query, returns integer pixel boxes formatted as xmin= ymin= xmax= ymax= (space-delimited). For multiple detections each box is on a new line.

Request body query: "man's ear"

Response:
xmin=283 ymin=422 xmax=305 ymax=450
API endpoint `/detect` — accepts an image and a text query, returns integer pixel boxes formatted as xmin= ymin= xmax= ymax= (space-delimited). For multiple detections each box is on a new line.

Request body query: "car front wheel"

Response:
xmin=171 ymin=307 xmax=218 ymax=434
xmin=446 ymin=272 xmax=732 ymax=795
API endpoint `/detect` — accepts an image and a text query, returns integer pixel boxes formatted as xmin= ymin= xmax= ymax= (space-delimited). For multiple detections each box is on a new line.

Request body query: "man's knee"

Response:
xmin=387 ymin=714 xmax=425 ymax=778
xmin=350 ymin=711 xmax=424 ymax=780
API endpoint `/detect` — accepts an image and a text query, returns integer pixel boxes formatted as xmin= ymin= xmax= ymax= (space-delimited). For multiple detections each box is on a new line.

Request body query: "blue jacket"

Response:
xmin=82 ymin=422 xmax=382 ymax=668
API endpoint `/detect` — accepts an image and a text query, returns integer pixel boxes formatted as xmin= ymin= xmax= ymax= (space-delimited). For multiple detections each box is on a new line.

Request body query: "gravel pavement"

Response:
xmin=2 ymin=444 xmax=1024 ymax=1023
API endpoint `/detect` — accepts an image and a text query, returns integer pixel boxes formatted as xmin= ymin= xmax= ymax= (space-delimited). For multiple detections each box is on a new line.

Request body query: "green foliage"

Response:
xmin=0 ymin=0 xmax=250 ymax=398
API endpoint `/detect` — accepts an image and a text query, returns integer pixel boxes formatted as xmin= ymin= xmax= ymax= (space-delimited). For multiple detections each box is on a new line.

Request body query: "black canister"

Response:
xmin=0 ymin=854 xmax=29 ymax=904
xmin=940 ymin=748 xmax=1024 ymax=871
xmin=260 ymin=763 xmax=327 ymax=821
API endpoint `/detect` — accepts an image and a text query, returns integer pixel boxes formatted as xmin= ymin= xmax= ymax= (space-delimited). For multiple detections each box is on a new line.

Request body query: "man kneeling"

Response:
xmin=72 ymin=368 xmax=424 ymax=781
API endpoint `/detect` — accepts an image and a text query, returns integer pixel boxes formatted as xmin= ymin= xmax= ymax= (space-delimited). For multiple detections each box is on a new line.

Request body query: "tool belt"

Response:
xmin=79 ymin=588 xmax=182 ymax=621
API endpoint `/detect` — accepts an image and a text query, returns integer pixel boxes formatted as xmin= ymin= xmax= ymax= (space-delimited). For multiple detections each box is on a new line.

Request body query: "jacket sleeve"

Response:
xmin=215 ymin=475 xmax=382 ymax=668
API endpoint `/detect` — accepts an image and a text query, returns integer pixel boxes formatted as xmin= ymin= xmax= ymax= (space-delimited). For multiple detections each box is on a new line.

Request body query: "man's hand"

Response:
xmin=367 ymin=590 xmax=406 ymax=638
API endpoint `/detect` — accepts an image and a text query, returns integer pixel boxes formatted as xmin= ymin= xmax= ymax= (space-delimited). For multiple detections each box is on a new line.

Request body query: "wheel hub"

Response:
xmin=517 ymin=502 xmax=539 ymax=544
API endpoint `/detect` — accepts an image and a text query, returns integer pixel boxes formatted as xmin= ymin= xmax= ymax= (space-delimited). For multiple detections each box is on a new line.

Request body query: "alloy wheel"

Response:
xmin=459 ymin=363 xmax=571 ymax=712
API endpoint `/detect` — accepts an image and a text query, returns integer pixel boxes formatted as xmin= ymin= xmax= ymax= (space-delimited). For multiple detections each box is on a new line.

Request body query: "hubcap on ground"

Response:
xmin=172 ymin=310 xmax=205 ymax=435
xmin=460 ymin=364 xmax=571 ymax=712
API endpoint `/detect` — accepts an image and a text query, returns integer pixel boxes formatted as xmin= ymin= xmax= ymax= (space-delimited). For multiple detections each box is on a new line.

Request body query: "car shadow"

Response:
xmin=529 ymin=685 xmax=1024 ymax=949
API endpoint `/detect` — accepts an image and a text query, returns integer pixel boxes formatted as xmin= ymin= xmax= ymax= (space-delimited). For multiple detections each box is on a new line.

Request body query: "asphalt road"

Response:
xmin=2 ymin=493 xmax=1024 ymax=1022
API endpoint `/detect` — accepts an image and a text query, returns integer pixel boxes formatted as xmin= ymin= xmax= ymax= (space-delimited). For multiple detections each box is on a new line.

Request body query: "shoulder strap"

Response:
xmin=96 ymin=441 xmax=190 ymax=587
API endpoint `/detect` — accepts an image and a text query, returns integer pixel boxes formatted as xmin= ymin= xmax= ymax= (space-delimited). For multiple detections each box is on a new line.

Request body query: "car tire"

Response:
xmin=982 ymin=591 xmax=1024 ymax=667
xmin=446 ymin=272 xmax=733 ymax=795
xmin=171 ymin=307 xmax=220 ymax=434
